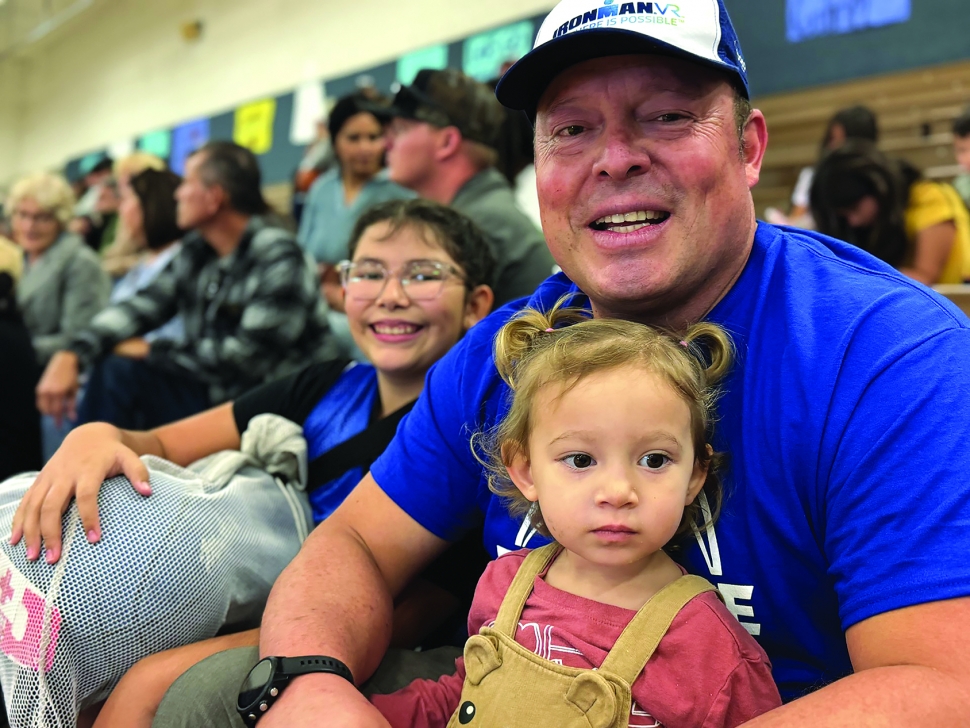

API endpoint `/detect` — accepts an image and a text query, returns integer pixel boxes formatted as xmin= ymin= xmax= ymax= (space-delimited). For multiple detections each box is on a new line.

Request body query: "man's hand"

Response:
xmin=260 ymin=674 xmax=390 ymax=728
xmin=36 ymin=351 xmax=81 ymax=424
xmin=113 ymin=338 xmax=151 ymax=359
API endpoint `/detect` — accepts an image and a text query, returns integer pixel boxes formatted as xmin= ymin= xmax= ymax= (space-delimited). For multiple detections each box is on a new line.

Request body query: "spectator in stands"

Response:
xmin=487 ymin=76 xmax=542 ymax=230
xmin=13 ymin=199 xmax=495 ymax=728
xmin=101 ymin=152 xmax=168 ymax=278
xmin=10 ymin=172 xmax=111 ymax=366
xmin=144 ymin=2 xmax=970 ymax=725
xmin=767 ymin=105 xmax=879 ymax=228
xmin=298 ymin=93 xmax=413 ymax=268
xmin=811 ymin=140 xmax=970 ymax=284
xmin=952 ymin=107 xmax=970 ymax=209
xmin=292 ymin=119 xmax=336 ymax=224
xmin=35 ymin=141 xmax=334 ymax=431
xmin=10 ymin=172 xmax=111 ymax=460
xmin=108 ymin=168 xmax=186 ymax=344
xmin=298 ymin=93 xmax=414 ymax=358
xmin=0 ymin=237 xmax=42 ymax=479
xmin=71 ymin=156 xmax=117 ymax=252
xmin=381 ymin=69 xmax=556 ymax=307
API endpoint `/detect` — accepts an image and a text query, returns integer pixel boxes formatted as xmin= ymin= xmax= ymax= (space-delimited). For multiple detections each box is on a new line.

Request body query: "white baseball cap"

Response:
xmin=496 ymin=0 xmax=749 ymax=116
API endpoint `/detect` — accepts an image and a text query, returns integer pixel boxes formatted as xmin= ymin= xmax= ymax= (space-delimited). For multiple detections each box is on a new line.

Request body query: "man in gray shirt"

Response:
xmin=379 ymin=69 xmax=556 ymax=307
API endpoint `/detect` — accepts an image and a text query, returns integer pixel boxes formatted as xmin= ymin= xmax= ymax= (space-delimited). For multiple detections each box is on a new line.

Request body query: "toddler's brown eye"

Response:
xmin=565 ymin=453 xmax=593 ymax=469
xmin=641 ymin=453 xmax=669 ymax=469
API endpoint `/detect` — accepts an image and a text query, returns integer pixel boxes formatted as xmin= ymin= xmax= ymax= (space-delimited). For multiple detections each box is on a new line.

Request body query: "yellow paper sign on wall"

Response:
xmin=233 ymin=98 xmax=276 ymax=155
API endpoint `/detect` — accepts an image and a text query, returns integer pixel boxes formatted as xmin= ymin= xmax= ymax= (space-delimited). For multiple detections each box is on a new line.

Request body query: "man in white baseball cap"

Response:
xmin=153 ymin=1 xmax=970 ymax=725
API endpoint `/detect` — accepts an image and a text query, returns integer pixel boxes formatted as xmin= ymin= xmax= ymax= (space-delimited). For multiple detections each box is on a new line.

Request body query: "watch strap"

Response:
xmin=279 ymin=655 xmax=355 ymax=685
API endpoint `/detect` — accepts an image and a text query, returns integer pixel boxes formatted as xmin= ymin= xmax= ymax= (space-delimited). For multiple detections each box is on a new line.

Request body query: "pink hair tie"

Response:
xmin=545 ymin=328 xmax=555 ymax=333
xmin=679 ymin=340 xmax=688 ymax=347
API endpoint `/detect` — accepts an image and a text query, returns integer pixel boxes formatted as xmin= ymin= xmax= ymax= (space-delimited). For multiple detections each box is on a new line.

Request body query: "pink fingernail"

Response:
xmin=87 ymin=530 xmax=100 ymax=543
xmin=26 ymin=546 xmax=38 ymax=561
xmin=45 ymin=550 xmax=56 ymax=564
xmin=139 ymin=482 xmax=152 ymax=494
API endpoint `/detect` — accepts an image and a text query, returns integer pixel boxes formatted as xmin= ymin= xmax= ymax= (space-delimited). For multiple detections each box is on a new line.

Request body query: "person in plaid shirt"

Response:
xmin=37 ymin=142 xmax=335 ymax=430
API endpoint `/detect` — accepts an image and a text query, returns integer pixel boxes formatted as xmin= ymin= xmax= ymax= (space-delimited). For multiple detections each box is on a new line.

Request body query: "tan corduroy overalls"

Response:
xmin=446 ymin=544 xmax=717 ymax=728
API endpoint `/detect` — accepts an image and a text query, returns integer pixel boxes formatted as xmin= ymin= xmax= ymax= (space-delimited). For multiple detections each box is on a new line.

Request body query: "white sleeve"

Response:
xmin=791 ymin=166 xmax=815 ymax=208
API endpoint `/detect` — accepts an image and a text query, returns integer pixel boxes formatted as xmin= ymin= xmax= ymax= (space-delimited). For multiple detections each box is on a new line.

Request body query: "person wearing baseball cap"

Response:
xmin=151 ymin=2 xmax=970 ymax=725
xmin=377 ymin=68 xmax=556 ymax=308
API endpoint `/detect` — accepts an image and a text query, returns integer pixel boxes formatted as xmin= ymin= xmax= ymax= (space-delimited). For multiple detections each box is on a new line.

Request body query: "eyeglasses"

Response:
xmin=13 ymin=209 xmax=58 ymax=225
xmin=337 ymin=259 xmax=465 ymax=301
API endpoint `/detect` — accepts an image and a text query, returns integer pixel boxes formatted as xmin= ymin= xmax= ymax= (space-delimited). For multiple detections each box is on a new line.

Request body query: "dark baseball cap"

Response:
xmin=376 ymin=69 xmax=506 ymax=149
xmin=496 ymin=0 xmax=750 ymax=117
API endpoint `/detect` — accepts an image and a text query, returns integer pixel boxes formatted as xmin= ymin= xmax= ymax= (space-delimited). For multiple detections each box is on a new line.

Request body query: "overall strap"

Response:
xmin=599 ymin=575 xmax=715 ymax=684
xmin=491 ymin=544 xmax=561 ymax=637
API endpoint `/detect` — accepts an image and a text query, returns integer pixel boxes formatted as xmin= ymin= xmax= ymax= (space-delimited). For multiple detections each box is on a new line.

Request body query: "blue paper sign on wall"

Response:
xmin=787 ymin=0 xmax=911 ymax=43
xmin=170 ymin=118 xmax=211 ymax=175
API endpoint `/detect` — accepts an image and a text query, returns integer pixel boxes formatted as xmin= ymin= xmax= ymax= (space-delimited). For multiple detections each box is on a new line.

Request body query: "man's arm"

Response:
xmin=744 ymin=597 xmax=970 ymax=726
xmin=155 ymin=244 xmax=320 ymax=382
xmin=69 ymin=264 xmax=180 ymax=368
xmin=258 ymin=473 xmax=451 ymax=726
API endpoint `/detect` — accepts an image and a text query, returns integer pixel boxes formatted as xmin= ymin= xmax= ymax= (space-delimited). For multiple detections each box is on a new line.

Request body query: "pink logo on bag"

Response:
xmin=0 ymin=563 xmax=62 ymax=672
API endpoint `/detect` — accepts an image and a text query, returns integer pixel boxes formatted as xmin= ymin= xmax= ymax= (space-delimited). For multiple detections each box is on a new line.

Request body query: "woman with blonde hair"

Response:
xmin=9 ymin=171 xmax=110 ymax=457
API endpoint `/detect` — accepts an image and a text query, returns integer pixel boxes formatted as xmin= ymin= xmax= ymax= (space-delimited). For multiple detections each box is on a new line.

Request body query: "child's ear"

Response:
xmin=504 ymin=448 xmax=538 ymax=503
xmin=685 ymin=444 xmax=713 ymax=505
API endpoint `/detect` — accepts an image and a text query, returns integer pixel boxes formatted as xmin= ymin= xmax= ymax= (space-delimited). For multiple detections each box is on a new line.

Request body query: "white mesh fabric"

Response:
xmin=0 ymin=449 xmax=311 ymax=728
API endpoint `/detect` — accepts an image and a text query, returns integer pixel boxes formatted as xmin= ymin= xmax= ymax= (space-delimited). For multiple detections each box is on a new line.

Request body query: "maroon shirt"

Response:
xmin=372 ymin=549 xmax=781 ymax=727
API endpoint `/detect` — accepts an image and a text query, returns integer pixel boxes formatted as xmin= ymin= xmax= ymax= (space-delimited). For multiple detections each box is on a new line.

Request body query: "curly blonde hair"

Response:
xmin=8 ymin=172 xmax=75 ymax=227
xmin=477 ymin=296 xmax=734 ymax=544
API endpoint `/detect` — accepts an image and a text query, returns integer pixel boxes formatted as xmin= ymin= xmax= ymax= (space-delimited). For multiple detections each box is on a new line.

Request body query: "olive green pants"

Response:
xmin=152 ymin=645 xmax=462 ymax=727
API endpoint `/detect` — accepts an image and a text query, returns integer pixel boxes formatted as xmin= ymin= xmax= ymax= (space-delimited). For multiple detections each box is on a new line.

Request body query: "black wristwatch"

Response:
xmin=236 ymin=655 xmax=355 ymax=726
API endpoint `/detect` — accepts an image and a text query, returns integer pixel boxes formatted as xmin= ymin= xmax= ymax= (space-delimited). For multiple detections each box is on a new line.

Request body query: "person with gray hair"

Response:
xmin=8 ymin=172 xmax=111 ymax=367
xmin=9 ymin=171 xmax=111 ymax=459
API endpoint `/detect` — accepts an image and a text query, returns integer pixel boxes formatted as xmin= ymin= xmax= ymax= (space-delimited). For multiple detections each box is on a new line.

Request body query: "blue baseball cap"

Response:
xmin=495 ymin=0 xmax=749 ymax=116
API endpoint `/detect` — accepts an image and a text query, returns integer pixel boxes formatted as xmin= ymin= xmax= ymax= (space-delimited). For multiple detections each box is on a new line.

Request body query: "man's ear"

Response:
xmin=463 ymin=284 xmax=494 ymax=329
xmin=434 ymin=126 xmax=464 ymax=162
xmin=504 ymin=448 xmax=538 ymax=503
xmin=742 ymin=109 xmax=768 ymax=190
xmin=685 ymin=444 xmax=713 ymax=506
xmin=207 ymin=184 xmax=228 ymax=215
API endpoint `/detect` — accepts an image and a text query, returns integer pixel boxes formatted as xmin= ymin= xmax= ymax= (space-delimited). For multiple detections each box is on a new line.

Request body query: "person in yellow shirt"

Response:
xmin=810 ymin=141 xmax=970 ymax=285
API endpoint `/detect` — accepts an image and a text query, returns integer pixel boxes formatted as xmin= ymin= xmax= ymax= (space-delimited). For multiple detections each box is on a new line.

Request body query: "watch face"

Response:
xmin=238 ymin=658 xmax=274 ymax=710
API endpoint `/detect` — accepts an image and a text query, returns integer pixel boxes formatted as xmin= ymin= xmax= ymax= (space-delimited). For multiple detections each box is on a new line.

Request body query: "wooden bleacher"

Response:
xmin=753 ymin=60 xmax=970 ymax=216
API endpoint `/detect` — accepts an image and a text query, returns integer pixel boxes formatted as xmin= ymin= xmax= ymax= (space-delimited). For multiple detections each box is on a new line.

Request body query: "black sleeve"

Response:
xmin=232 ymin=358 xmax=351 ymax=434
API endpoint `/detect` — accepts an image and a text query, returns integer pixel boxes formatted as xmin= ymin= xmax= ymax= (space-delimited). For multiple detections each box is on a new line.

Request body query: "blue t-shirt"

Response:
xmin=233 ymin=360 xmax=381 ymax=524
xmin=371 ymin=222 xmax=970 ymax=702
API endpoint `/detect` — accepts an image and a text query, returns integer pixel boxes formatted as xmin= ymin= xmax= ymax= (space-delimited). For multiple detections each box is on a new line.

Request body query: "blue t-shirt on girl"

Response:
xmin=371 ymin=222 xmax=970 ymax=702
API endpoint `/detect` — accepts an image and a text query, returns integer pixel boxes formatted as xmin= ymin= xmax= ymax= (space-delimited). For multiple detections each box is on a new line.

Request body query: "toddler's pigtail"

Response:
xmin=682 ymin=322 xmax=734 ymax=387
xmin=493 ymin=294 xmax=590 ymax=389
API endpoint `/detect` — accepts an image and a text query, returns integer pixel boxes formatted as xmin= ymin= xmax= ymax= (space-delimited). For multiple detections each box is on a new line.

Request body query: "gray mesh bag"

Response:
xmin=0 ymin=414 xmax=312 ymax=728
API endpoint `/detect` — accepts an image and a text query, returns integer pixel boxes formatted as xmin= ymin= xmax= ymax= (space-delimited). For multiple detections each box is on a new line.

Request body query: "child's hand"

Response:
xmin=10 ymin=422 xmax=153 ymax=563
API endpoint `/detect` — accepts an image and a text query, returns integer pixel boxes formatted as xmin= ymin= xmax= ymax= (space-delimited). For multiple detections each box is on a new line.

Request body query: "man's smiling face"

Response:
xmin=534 ymin=54 xmax=764 ymax=325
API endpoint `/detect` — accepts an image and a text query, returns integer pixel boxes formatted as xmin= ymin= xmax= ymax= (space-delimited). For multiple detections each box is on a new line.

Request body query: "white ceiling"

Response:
xmin=0 ymin=0 xmax=99 ymax=60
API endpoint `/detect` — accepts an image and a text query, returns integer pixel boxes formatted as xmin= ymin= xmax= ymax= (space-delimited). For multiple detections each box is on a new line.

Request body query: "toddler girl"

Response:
xmin=371 ymin=300 xmax=782 ymax=727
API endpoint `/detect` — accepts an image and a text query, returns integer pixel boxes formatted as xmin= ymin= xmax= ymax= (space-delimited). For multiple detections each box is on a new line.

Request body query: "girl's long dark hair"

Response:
xmin=810 ymin=141 xmax=919 ymax=268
